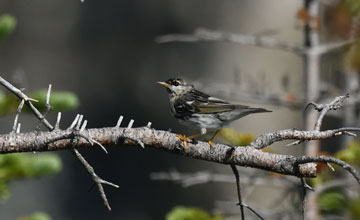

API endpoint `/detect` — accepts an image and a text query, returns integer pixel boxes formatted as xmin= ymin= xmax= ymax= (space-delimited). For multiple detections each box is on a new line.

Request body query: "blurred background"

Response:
xmin=0 ymin=0 xmax=359 ymax=219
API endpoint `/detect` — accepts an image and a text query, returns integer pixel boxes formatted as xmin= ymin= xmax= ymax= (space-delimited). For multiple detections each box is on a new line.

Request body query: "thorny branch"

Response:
xmin=0 ymin=77 xmax=360 ymax=211
xmin=0 ymin=76 xmax=118 ymax=211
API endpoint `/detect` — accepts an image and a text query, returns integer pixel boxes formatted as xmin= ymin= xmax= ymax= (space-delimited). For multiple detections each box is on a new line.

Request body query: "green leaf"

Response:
xmin=319 ymin=192 xmax=347 ymax=213
xmin=26 ymin=154 xmax=63 ymax=176
xmin=18 ymin=212 xmax=52 ymax=220
xmin=0 ymin=90 xmax=79 ymax=116
xmin=0 ymin=14 xmax=16 ymax=40
xmin=349 ymin=197 xmax=360 ymax=219
xmin=0 ymin=153 xmax=62 ymax=200
xmin=166 ymin=206 xmax=223 ymax=220
xmin=30 ymin=90 xmax=79 ymax=112
xmin=218 ymin=128 xmax=255 ymax=146
xmin=335 ymin=141 xmax=360 ymax=166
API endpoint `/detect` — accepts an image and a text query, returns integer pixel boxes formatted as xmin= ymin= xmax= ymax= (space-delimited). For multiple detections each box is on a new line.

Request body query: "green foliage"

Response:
xmin=335 ymin=141 xmax=360 ymax=166
xmin=166 ymin=207 xmax=223 ymax=220
xmin=319 ymin=192 xmax=347 ymax=213
xmin=0 ymin=90 xmax=79 ymax=116
xmin=349 ymin=197 xmax=360 ymax=219
xmin=0 ymin=14 xmax=16 ymax=40
xmin=218 ymin=128 xmax=255 ymax=146
xmin=344 ymin=0 xmax=360 ymax=14
xmin=30 ymin=90 xmax=79 ymax=112
xmin=319 ymin=191 xmax=360 ymax=219
xmin=18 ymin=212 xmax=52 ymax=220
xmin=0 ymin=153 xmax=62 ymax=199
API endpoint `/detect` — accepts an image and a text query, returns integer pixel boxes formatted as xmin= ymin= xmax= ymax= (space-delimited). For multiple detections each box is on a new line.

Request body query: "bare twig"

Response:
xmin=72 ymin=149 xmax=118 ymax=211
xmin=156 ymin=28 xmax=354 ymax=56
xmin=230 ymin=164 xmax=245 ymax=219
xmin=306 ymin=93 xmax=349 ymax=131
xmin=242 ymin=203 xmax=265 ymax=220
xmin=294 ymin=156 xmax=360 ymax=183
xmin=301 ymin=178 xmax=307 ymax=220
xmin=251 ymin=127 xmax=360 ymax=149
xmin=12 ymin=99 xmax=25 ymax=133
xmin=150 ymin=169 xmax=298 ymax=188
xmin=156 ymin=28 xmax=303 ymax=53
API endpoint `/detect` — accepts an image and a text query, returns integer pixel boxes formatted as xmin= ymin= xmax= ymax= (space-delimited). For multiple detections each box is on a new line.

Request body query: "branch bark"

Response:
xmin=0 ymin=125 xmax=358 ymax=180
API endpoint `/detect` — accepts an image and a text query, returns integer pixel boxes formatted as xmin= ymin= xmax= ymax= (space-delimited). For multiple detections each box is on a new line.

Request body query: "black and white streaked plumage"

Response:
xmin=157 ymin=78 xmax=271 ymax=147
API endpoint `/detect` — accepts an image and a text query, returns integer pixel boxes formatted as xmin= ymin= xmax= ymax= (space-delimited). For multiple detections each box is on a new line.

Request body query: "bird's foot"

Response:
xmin=207 ymin=129 xmax=220 ymax=149
xmin=208 ymin=140 xmax=214 ymax=148
xmin=176 ymin=134 xmax=189 ymax=149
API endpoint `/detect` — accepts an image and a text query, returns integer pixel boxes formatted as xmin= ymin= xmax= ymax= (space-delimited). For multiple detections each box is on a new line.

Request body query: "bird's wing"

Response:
xmin=186 ymin=89 xmax=249 ymax=114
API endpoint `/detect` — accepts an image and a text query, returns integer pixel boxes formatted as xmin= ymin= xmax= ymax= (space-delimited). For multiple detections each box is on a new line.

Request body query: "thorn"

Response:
xmin=26 ymin=97 xmax=39 ymax=102
xmin=344 ymin=131 xmax=357 ymax=137
xmin=286 ymin=140 xmax=302 ymax=147
xmin=127 ymin=119 xmax=134 ymax=130
xmin=46 ymin=84 xmax=52 ymax=107
xmin=69 ymin=114 xmax=80 ymax=129
xmin=93 ymin=139 xmax=108 ymax=154
xmin=146 ymin=122 xmax=152 ymax=128
xmin=76 ymin=115 xmax=84 ymax=130
xmin=81 ymin=120 xmax=87 ymax=131
xmin=327 ymin=162 xmax=335 ymax=172
xmin=116 ymin=115 xmax=123 ymax=127
xmin=55 ymin=112 xmax=62 ymax=130
xmin=16 ymin=123 xmax=21 ymax=133
xmin=302 ymin=178 xmax=314 ymax=191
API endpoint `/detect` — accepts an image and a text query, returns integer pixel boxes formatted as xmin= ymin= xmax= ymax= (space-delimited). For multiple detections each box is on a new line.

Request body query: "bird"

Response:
xmin=157 ymin=78 xmax=271 ymax=148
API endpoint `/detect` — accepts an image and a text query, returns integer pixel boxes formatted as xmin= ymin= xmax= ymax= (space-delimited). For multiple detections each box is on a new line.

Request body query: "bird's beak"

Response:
xmin=157 ymin=81 xmax=169 ymax=88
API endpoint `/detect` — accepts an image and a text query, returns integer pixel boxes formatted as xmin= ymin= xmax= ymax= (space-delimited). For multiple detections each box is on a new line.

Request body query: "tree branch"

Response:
xmin=156 ymin=27 xmax=354 ymax=55
xmin=0 ymin=125 xmax=343 ymax=178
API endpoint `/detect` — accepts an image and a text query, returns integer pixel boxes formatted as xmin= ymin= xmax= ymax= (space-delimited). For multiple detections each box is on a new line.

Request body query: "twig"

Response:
xmin=156 ymin=27 xmax=303 ymax=53
xmin=242 ymin=203 xmax=265 ymax=220
xmin=150 ymin=169 xmax=298 ymax=188
xmin=306 ymin=93 xmax=349 ymax=131
xmin=251 ymin=127 xmax=360 ymax=149
xmin=294 ymin=156 xmax=360 ymax=183
xmin=230 ymin=164 xmax=245 ymax=220
xmin=156 ymin=28 xmax=354 ymax=56
xmin=12 ymin=99 xmax=25 ymax=133
xmin=72 ymin=149 xmax=119 ymax=211
xmin=301 ymin=178 xmax=307 ymax=220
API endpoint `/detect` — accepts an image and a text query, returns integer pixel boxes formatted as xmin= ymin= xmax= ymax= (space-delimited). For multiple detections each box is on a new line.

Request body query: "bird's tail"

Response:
xmin=246 ymin=107 xmax=272 ymax=114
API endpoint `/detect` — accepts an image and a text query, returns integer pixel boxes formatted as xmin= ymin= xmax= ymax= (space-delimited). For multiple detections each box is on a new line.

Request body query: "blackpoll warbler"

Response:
xmin=157 ymin=78 xmax=271 ymax=148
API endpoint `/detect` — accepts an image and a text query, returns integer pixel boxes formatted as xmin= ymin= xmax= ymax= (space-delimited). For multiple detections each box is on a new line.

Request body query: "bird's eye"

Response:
xmin=173 ymin=81 xmax=179 ymax=86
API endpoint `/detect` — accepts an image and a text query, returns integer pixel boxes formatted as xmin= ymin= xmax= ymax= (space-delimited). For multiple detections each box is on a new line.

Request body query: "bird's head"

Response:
xmin=157 ymin=78 xmax=193 ymax=97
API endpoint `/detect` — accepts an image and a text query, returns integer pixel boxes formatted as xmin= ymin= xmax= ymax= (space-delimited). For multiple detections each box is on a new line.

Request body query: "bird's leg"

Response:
xmin=207 ymin=129 xmax=220 ymax=148
xmin=176 ymin=133 xmax=205 ymax=149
